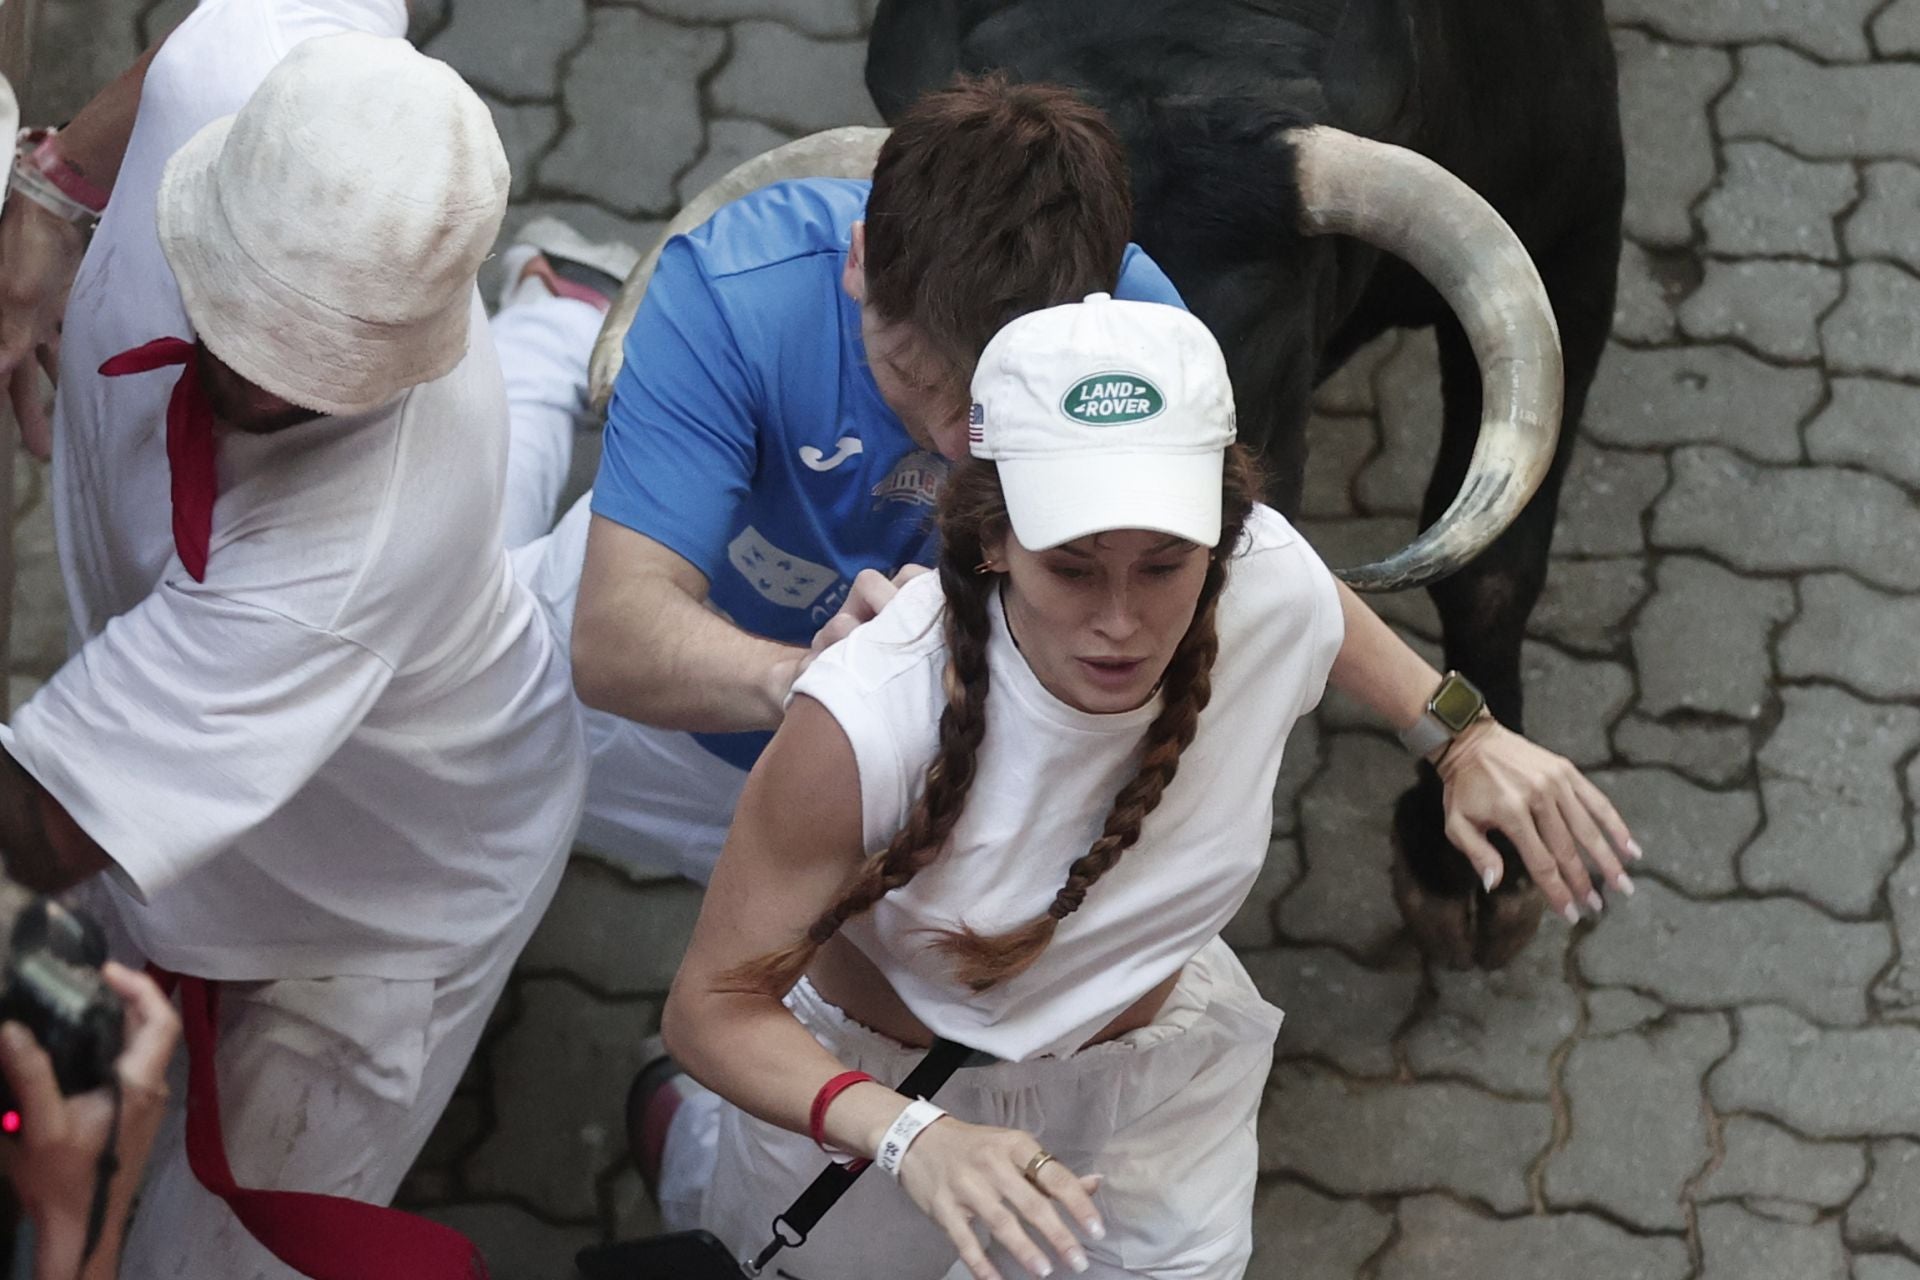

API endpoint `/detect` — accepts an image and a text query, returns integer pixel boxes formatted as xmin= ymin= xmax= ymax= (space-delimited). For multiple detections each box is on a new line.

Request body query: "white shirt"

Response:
xmin=4 ymin=0 xmax=587 ymax=982
xmin=791 ymin=505 xmax=1343 ymax=1061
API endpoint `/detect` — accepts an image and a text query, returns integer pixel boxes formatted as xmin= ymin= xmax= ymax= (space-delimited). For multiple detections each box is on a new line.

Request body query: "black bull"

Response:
xmin=868 ymin=0 xmax=1627 ymax=968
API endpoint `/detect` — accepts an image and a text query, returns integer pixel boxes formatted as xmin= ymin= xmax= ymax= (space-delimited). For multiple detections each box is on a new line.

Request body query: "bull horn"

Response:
xmin=587 ymin=126 xmax=893 ymax=416
xmin=1288 ymin=125 xmax=1563 ymax=593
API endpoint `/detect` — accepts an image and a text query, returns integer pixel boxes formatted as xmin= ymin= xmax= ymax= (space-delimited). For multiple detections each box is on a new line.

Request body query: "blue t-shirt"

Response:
xmin=592 ymin=178 xmax=1186 ymax=770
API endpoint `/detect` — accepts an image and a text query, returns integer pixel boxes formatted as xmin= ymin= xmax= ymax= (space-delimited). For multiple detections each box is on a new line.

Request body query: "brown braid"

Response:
xmin=725 ymin=446 xmax=1262 ymax=997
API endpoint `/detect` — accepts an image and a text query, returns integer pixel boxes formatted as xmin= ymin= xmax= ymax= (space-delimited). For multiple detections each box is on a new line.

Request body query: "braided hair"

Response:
xmin=727 ymin=445 xmax=1261 ymax=995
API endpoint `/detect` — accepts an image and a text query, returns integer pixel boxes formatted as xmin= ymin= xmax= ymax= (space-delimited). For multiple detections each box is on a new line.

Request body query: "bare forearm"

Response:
xmin=1325 ymin=580 xmax=1443 ymax=734
xmin=573 ymin=584 xmax=804 ymax=732
xmin=44 ymin=42 xmax=164 ymax=197
xmin=0 ymin=748 xmax=109 ymax=893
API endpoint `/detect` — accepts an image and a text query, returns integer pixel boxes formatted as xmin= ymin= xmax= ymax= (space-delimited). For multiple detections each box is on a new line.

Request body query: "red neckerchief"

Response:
xmin=98 ymin=338 xmax=218 ymax=582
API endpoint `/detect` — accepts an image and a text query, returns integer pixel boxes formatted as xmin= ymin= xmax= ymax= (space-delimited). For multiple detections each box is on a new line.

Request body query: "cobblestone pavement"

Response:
xmin=18 ymin=1 xmax=1920 ymax=1276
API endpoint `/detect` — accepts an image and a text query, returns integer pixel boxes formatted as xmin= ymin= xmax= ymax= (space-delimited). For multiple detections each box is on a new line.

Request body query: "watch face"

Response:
xmin=1430 ymin=674 xmax=1485 ymax=732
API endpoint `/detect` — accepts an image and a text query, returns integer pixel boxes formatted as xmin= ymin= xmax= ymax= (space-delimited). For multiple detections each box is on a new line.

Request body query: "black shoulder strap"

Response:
xmin=744 ymin=1037 xmax=983 ymax=1276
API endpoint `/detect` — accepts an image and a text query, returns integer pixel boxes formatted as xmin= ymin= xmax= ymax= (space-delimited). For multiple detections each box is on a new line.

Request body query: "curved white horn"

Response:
xmin=1290 ymin=126 xmax=1564 ymax=592
xmin=588 ymin=126 xmax=892 ymax=415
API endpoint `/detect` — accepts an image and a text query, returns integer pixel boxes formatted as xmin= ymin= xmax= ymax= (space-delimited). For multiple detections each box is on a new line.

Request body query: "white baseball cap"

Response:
xmin=968 ymin=294 xmax=1237 ymax=551
xmin=156 ymin=33 xmax=509 ymax=415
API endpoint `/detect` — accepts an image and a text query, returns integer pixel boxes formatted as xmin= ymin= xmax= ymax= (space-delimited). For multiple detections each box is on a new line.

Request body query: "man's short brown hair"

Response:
xmin=863 ymin=73 xmax=1133 ymax=377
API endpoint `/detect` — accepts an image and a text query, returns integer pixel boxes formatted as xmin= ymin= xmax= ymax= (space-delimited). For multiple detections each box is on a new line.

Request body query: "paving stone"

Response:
xmin=1722 ymin=46 xmax=1920 ymax=161
xmin=517 ymin=858 xmax=703 ymax=995
xmin=425 ymin=0 xmax=586 ymax=99
xmin=1584 ymin=343 xmax=1818 ymax=464
xmin=1301 ymin=411 xmax=1376 ymax=520
xmin=1545 ymin=1012 xmax=1729 ymax=1229
xmin=1243 ymin=946 xmax=1420 ymax=1076
xmin=25 ymin=0 xmax=143 ymax=124
xmin=1846 ymin=1139 xmax=1920 ymax=1255
xmin=1607 ymin=0 xmax=1880 ymax=61
xmin=1518 ymin=642 xmax=1633 ymax=768
xmin=1247 ymin=1181 xmax=1394 ymax=1280
xmin=1699 ymin=143 xmax=1857 ymax=261
xmin=466 ymin=980 xmax=658 ymax=1220
xmin=1577 ymin=879 xmax=1893 ymax=1026
xmin=1585 ymin=987 xmax=1668 ymax=1037
xmin=1529 ymin=557 xmax=1647 ymax=656
xmin=1780 ymin=574 xmax=1920 ymax=700
xmin=1631 ymin=557 xmax=1793 ymax=720
xmin=1699 ymin=1116 xmax=1867 ymax=1208
xmin=675 ymin=117 xmax=797 ymax=210
xmin=1806 ymin=377 xmax=1920 ymax=489
xmin=1877 ymin=0 xmax=1920 ymax=54
xmin=1822 ymin=263 xmax=1920 ymax=379
xmin=1678 ymin=260 xmax=1844 ymax=363
xmin=607 ymin=1166 xmax=665 ymax=1241
xmin=1613 ymin=31 xmax=1734 ymax=246
xmin=1611 ymin=243 xmax=1682 ymax=344
xmin=1651 ymin=447 xmax=1920 ymax=592
xmin=1877 ymin=847 xmax=1920 ymax=1020
xmin=1585 ymin=767 xmax=1759 ymax=899
xmin=1312 ymin=332 xmax=1401 ymax=415
xmin=419 ymin=1203 xmax=599 ymax=1280
xmin=710 ymin=22 xmax=884 ymax=134
xmin=1295 ymin=517 xmax=1440 ymax=638
xmin=1223 ymin=838 xmax=1304 ymax=950
xmin=541 ymin=10 xmax=725 ymax=213
xmin=1356 ymin=329 xmax=1440 ymax=516
xmin=1612 ymin=714 xmax=1754 ymax=787
xmin=1710 ymin=1006 xmax=1920 ymax=1136
xmin=405 ymin=1090 xmax=488 ymax=1193
xmin=1404 ymin=929 xmax=1578 ymax=1097
xmin=481 ymin=94 xmax=561 ymax=201
xmin=1375 ymin=1193 xmax=1690 ymax=1280
xmin=1844 ymin=163 xmax=1920 ymax=272
xmin=1742 ymin=686 xmax=1920 ymax=915
xmin=1698 ymin=1203 xmax=1848 ymax=1280
xmin=641 ymin=0 xmax=871 ymax=37
xmin=1553 ymin=443 xmax=1668 ymax=558
xmin=1260 ymin=1064 xmax=1552 ymax=1212
xmin=1278 ymin=734 xmax=1409 ymax=957
xmin=1857 ymin=1257 xmax=1920 ymax=1280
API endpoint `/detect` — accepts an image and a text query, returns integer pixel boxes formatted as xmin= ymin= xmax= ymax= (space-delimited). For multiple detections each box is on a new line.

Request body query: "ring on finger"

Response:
xmin=1021 ymin=1149 xmax=1057 ymax=1187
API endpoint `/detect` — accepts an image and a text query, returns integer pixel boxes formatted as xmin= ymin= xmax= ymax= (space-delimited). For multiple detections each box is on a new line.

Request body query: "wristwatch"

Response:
xmin=1398 ymin=670 xmax=1488 ymax=761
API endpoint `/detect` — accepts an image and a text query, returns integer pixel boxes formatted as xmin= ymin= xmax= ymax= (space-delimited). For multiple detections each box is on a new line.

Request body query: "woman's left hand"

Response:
xmin=1434 ymin=718 xmax=1641 ymax=922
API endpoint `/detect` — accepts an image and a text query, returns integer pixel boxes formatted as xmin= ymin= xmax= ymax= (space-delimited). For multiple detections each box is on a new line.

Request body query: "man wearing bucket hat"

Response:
xmin=0 ymin=30 xmax=585 ymax=1279
xmin=657 ymin=295 xmax=1636 ymax=1277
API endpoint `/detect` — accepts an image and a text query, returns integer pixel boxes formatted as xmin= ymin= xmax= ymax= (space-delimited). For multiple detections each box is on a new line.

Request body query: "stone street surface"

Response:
xmin=19 ymin=1 xmax=1920 ymax=1276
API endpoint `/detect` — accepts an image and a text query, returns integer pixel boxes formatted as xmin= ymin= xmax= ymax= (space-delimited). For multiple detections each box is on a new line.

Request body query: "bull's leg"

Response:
xmin=1390 ymin=233 xmax=1619 ymax=968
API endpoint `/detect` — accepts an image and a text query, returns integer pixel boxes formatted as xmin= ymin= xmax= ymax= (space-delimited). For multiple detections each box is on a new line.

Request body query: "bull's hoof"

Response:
xmin=1389 ymin=852 xmax=1543 ymax=970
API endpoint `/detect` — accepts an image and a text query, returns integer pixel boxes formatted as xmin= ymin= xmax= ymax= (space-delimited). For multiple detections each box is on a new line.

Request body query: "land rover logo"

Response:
xmin=1061 ymin=372 xmax=1165 ymax=425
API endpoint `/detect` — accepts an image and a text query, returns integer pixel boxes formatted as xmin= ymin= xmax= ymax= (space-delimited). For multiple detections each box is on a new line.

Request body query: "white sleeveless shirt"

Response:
xmin=790 ymin=505 xmax=1343 ymax=1061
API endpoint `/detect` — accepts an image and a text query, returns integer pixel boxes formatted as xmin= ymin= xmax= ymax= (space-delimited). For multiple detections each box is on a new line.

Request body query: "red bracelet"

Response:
xmin=809 ymin=1070 xmax=876 ymax=1154
xmin=23 ymin=129 xmax=110 ymax=214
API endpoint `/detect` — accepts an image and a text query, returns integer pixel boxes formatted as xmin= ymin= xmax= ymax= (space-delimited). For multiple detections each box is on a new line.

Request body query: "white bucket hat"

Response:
xmin=969 ymin=294 xmax=1237 ymax=551
xmin=156 ymin=32 xmax=509 ymax=416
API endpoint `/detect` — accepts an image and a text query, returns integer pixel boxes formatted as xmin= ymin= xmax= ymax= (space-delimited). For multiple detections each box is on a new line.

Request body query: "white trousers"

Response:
xmin=681 ymin=938 xmax=1284 ymax=1280
xmin=498 ymin=299 xmax=749 ymax=884
xmin=115 ymin=851 xmax=567 ymax=1280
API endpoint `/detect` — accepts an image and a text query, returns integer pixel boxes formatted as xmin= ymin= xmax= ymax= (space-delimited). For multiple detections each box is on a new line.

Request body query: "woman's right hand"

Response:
xmin=897 ymin=1116 xmax=1105 ymax=1280
xmin=0 ymin=193 xmax=88 ymax=460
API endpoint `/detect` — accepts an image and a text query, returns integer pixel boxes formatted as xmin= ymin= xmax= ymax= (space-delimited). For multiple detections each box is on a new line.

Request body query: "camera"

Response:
xmin=0 ymin=887 xmax=123 ymax=1124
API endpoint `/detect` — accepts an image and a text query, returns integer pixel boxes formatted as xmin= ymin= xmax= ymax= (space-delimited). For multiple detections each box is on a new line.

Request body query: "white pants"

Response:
xmin=498 ymin=300 xmax=749 ymax=884
xmin=683 ymin=938 xmax=1283 ymax=1279
xmin=115 ymin=852 xmax=567 ymax=1280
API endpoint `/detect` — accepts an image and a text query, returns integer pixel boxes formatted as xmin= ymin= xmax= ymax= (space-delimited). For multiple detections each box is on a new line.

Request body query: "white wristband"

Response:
xmin=875 ymin=1099 xmax=947 ymax=1177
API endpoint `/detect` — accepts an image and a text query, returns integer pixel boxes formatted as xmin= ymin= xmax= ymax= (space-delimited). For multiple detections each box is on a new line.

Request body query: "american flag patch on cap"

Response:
xmin=968 ymin=401 xmax=985 ymax=444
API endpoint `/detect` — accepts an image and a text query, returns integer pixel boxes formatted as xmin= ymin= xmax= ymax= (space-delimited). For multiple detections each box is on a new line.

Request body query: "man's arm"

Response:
xmin=0 ymin=748 xmax=109 ymax=895
xmin=572 ymin=517 xmax=919 ymax=733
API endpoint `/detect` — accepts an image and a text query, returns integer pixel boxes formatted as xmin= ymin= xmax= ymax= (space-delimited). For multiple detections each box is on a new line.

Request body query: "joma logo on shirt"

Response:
xmin=1061 ymin=372 xmax=1165 ymax=425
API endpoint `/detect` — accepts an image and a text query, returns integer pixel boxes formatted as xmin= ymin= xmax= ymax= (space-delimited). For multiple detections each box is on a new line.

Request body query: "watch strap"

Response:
xmin=1398 ymin=713 xmax=1455 ymax=760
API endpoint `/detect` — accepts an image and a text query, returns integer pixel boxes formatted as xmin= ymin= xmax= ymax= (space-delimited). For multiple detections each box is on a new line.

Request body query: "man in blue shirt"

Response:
xmin=512 ymin=77 xmax=1184 ymax=885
